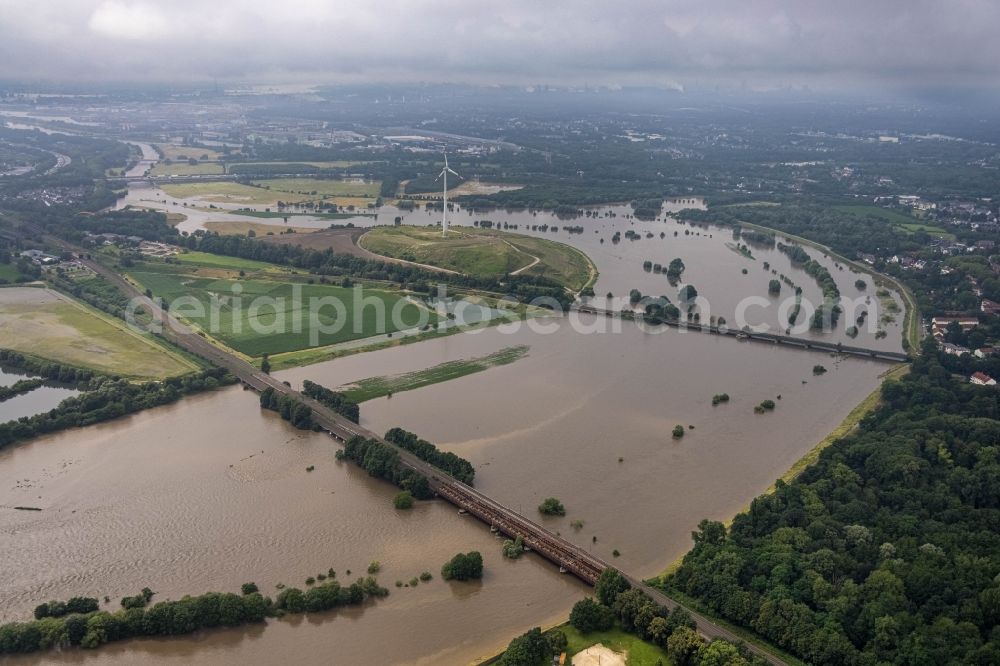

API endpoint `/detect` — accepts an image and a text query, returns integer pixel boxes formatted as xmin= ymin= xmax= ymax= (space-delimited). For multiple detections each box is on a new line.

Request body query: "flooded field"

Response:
xmin=119 ymin=176 xmax=905 ymax=353
xmin=0 ymin=386 xmax=586 ymax=666
xmin=0 ymin=150 xmax=905 ymax=664
xmin=0 ymin=315 xmax=889 ymax=665
xmin=281 ymin=314 xmax=891 ymax=579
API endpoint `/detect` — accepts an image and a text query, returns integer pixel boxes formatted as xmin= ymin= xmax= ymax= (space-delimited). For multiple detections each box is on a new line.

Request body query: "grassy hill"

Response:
xmin=360 ymin=225 xmax=595 ymax=292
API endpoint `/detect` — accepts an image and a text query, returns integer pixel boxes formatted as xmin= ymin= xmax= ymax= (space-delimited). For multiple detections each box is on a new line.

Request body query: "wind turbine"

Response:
xmin=436 ymin=153 xmax=460 ymax=237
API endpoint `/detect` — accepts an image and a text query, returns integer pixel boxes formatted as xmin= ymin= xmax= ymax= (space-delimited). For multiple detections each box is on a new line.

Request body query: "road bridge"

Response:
xmin=573 ymin=304 xmax=909 ymax=363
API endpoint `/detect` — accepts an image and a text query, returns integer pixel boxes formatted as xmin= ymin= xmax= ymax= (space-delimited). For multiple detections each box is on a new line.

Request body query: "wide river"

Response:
xmin=0 ymin=167 xmax=904 ymax=664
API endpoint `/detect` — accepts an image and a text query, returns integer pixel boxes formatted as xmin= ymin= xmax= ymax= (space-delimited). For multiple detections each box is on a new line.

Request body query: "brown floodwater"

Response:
xmin=120 ymin=174 xmax=905 ymax=353
xmin=0 ymin=173 xmax=904 ymax=664
xmin=0 ymin=369 xmax=79 ymax=422
xmin=0 ymin=386 xmax=587 ymax=665
xmin=0 ymin=316 xmax=891 ymax=665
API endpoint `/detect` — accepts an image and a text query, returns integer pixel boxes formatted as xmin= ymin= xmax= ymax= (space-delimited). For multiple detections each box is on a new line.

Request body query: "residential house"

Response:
xmin=970 ymin=372 xmax=996 ymax=386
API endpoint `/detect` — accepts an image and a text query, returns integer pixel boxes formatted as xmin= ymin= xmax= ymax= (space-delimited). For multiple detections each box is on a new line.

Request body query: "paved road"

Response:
xmin=71 ymin=250 xmax=787 ymax=665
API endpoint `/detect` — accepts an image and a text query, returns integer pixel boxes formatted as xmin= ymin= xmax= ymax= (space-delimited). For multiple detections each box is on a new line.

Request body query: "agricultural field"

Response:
xmin=149 ymin=162 xmax=225 ymax=176
xmin=229 ymin=161 xmax=365 ymax=170
xmin=254 ymin=177 xmax=380 ymax=198
xmin=225 ymin=209 xmax=362 ymax=221
xmin=361 ymin=225 xmax=595 ymax=291
xmin=155 ymin=144 xmax=228 ymax=161
xmin=171 ymin=251 xmax=294 ymax=272
xmin=128 ymin=271 xmax=436 ymax=356
xmin=0 ymin=286 xmax=196 ymax=379
xmin=160 ymin=181 xmax=314 ymax=205
xmin=202 ymin=220 xmax=321 ymax=236
xmin=407 ymin=180 xmax=523 ymax=197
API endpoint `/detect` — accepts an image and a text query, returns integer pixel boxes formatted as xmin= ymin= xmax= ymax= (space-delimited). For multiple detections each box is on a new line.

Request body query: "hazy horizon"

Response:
xmin=1 ymin=0 xmax=998 ymax=95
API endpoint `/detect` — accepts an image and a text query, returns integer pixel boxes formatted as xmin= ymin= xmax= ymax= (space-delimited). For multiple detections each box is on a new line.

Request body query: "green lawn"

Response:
xmin=129 ymin=271 xmax=435 ymax=356
xmin=0 ymin=264 xmax=27 ymax=283
xmin=895 ymin=222 xmax=956 ymax=239
xmin=340 ymin=345 xmax=529 ymax=402
xmin=560 ymin=623 xmax=672 ymax=665
xmin=361 ymin=226 xmax=595 ymax=291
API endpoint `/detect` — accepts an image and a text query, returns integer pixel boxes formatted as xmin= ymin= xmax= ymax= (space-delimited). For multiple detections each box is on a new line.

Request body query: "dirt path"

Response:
xmin=503 ymin=239 xmax=541 ymax=275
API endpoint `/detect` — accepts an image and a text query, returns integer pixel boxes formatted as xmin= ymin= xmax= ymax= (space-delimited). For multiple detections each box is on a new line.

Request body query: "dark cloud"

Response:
xmin=0 ymin=0 xmax=997 ymax=89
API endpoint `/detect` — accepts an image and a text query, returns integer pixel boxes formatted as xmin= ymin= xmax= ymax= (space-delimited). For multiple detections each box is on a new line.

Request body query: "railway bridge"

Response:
xmin=69 ymin=250 xmax=787 ymax=665
xmin=572 ymin=304 xmax=910 ymax=363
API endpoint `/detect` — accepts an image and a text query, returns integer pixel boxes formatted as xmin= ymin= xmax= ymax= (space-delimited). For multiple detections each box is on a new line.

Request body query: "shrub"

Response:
xmin=241 ymin=583 xmax=259 ymax=595
xmin=538 ymin=497 xmax=566 ymax=516
xmin=672 ymin=425 xmax=685 ymax=438
xmin=441 ymin=552 xmax=483 ymax=581
xmin=502 ymin=535 xmax=525 ymax=559
xmin=393 ymin=491 xmax=414 ymax=509
xmin=711 ymin=393 xmax=730 ymax=406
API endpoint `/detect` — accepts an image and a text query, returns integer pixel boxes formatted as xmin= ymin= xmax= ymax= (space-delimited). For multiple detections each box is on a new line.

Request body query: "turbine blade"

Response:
xmin=447 ymin=168 xmax=460 ymax=176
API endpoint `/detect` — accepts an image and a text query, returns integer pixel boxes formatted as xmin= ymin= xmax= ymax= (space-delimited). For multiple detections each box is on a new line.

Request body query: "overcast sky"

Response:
xmin=0 ymin=0 xmax=997 ymax=90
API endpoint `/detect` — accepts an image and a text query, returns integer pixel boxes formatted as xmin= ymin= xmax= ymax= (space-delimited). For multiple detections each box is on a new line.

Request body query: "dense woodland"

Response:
xmin=667 ymin=340 xmax=1000 ymax=665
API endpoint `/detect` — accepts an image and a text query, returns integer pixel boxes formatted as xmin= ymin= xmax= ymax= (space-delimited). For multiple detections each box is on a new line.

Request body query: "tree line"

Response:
xmin=301 ymin=379 xmax=359 ymax=423
xmin=0 ymin=369 xmax=234 ymax=450
xmin=384 ymin=427 xmax=475 ymax=485
xmin=0 ymin=575 xmax=387 ymax=655
xmin=498 ymin=568 xmax=768 ymax=666
xmin=0 ymin=378 xmax=44 ymax=403
xmin=259 ymin=387 xmax=314 ymax=429
xmin=665 ymin=340 xmax=1000 ymax=664
xmin=0 ymin=349 xmax=95 ymax=385
xmin=337 ymin=435 xmax=433 ymax=500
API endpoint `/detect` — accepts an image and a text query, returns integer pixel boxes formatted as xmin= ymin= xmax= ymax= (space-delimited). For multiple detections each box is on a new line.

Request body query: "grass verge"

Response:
xmin=340 ymin=345 xmax=529 ymax=402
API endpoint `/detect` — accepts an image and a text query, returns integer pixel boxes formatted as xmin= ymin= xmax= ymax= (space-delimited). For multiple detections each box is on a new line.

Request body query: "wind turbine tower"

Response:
xmin=436 ymin=153 xmax=460 ymax=237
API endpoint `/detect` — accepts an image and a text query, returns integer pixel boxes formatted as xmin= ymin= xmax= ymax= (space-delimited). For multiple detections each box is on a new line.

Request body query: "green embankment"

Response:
xmin=360 ymin=225 xmax=595 ymax=292
xmin=340 ymin=345 xmax=529 ymax=402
